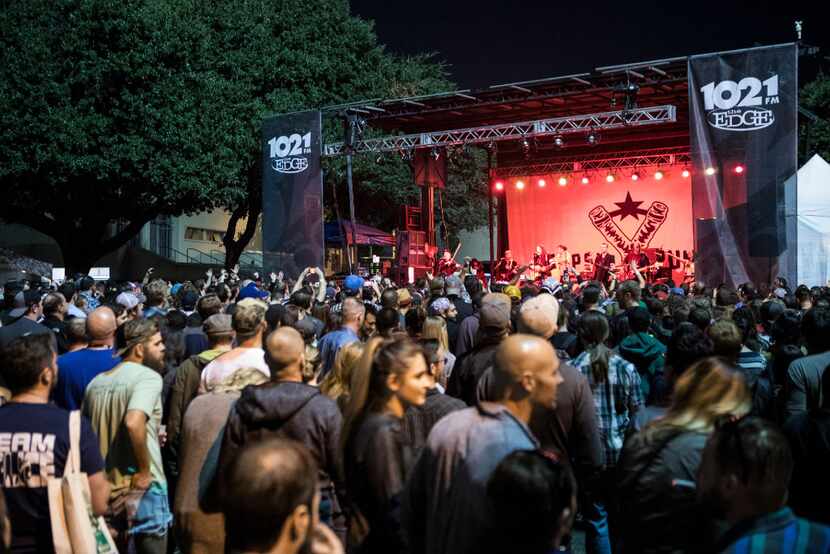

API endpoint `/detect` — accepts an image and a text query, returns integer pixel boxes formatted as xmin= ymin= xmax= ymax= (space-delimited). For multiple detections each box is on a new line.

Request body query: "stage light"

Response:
xmin=431 ymin=148 xmax=441 ymax=161
xmin=654 ymin=170 xmax=664 ymax=181
xmin=734 ymin=164 xmax=745 ymax=174
xmin=554 ymin=136 xmax=565 ymax=148
xmin=581 ymin=175 xmax=590 ymax=185
xmin=494 ymin=181 xmax=504 ymax=191
xmin=705 ymin=166 xmax=716 ymax=176
xmin=558 ymin=176 xmax=568 ymax=186
xmin=375 ymin=153 xmax=384 ymax=164
xmin=537 ymin=178 xmax=546 ymax=188
xmin=631 ymin=172 xmax=640 ymax=181
xmin=516 ymin=180 xmax=525 ymax=190
xmin=606 ymin=174 xmax=615 ymax=183
xmin=682 ymin=169 xmax=691 ymax=178
xmin=587 ymin=132 xmax=599 ymax=146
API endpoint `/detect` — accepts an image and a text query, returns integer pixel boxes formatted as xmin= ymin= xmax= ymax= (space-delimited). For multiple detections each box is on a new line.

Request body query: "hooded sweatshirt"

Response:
xmin=213 ymin=381 xmax=344 ymax=519
xmin=619 ymin=332 xmax=666 ymax=403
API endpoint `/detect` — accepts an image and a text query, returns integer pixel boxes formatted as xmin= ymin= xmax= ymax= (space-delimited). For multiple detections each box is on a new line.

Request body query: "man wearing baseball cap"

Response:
xmin=0 ymin=289 xmax=49 ymax=349
xmin=447 ymin=293 xmax=512 ymax=406
xmin=166 ymin=313 xmax=236 ymax=464
xmin=200 ymin=298 xmax=270 ymax=393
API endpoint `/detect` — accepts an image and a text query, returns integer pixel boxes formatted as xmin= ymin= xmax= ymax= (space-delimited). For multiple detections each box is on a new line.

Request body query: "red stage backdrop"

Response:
xmin=505 ymin=171 xmax=694 ymax=270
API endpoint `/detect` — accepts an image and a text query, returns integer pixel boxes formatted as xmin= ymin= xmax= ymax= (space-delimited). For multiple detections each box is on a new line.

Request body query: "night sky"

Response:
xmin=350 ymin=0 xmax=825 ymax=90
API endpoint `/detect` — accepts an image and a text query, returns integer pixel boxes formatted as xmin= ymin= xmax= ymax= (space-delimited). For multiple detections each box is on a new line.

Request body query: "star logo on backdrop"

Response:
xmin=609 ymin=192 xmax=649 ymax=221
xmin=588 ymin=192 xmax=669 ymax=257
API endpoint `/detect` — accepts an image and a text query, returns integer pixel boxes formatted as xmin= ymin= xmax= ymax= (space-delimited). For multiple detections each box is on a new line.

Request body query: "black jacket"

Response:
xmin=215 ymin=381 xmax=344 ymax=502
xmin=446 ymin=335 xmax=502 ymax=406
xmin=343 ymin=412 xmax=412 ymax=554
xmin=615 ymin=426 xmax=709 ymax=554
xmin=784 ymin=409 xmax=830 ymax=524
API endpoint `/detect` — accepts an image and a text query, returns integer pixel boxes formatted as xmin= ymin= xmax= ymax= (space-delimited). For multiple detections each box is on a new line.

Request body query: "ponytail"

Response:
xmin=340 ymin=336 xmax=424 ymax=456
xmin=578 ymin=311 xmax=612 ymax=385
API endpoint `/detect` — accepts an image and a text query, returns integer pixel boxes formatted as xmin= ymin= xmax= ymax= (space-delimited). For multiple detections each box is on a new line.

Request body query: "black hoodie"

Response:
xmin=214 ymin=381 xmax=344 ymax=505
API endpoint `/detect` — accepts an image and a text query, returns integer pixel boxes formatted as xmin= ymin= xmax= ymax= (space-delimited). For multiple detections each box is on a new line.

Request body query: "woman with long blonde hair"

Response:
xmin=616 ymin=357 xmax=751 ymax=553
xmin=422 ymin=316 xmax=456 ymax=384
xmin=319 ymin=341 xmax=364 ymax=412
xmin=340 ymin=336 xmax=432 ymax=554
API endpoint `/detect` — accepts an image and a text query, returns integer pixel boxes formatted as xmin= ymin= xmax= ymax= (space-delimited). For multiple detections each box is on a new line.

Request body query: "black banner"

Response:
xmin=688 ymin=44 xmax=798 ymax=287
xmin=262 ymin=110 xmax=324 ymax=279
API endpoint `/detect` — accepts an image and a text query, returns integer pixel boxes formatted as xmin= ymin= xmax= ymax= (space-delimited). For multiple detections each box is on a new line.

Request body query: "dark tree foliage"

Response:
xmin=0 ymin=0 xmax=487 ymax=272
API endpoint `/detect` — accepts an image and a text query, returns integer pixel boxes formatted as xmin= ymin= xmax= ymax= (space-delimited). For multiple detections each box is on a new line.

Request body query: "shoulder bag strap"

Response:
xmin=67 ymin=410 xmax=81 ymax=475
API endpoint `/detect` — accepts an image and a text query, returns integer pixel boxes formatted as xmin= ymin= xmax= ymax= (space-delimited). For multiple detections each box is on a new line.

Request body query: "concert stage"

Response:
xmin=265 ymin=43 xmax=802 ymax=286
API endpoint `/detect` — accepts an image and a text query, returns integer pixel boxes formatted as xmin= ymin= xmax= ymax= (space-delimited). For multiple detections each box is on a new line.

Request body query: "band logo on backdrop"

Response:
xmin=589 ymin=191 xmax=669 ymax=258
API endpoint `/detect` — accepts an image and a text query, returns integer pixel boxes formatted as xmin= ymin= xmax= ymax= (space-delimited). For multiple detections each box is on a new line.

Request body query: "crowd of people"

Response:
xmin=0 ymin=265 xmax=829 ymax=554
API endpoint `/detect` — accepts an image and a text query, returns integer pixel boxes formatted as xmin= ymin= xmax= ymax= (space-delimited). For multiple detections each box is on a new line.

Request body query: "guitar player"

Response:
xmin=593 ymin=242 xmax=616 ymax=285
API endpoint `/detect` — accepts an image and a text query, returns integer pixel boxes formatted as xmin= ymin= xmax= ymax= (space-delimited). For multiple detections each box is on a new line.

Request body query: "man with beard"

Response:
xmin=699 ymin=417 xmax=830 ymax=553
xmin=83 ymin=319 xmax=172 ymax=553
xmin=0 ymin=333 xmax=110 ymax=552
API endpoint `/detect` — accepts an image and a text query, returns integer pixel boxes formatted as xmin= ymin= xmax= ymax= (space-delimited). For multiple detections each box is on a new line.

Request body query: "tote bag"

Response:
xmin=47 ymin=410 xmax=118 ymax=554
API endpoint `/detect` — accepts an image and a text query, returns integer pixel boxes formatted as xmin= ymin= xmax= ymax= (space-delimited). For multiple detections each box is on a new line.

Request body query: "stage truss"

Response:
xmin=495 ymin=148 xmax=692 ymax=178
xmin=323 ymin=105 xmax=676 ymax=157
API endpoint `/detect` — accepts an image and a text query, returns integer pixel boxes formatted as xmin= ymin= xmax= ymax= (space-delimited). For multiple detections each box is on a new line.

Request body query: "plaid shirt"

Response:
xmin=572 ymin=350 xmax=643 ymax=466
xmin=717 ymin=507 xmax=830 ymax=553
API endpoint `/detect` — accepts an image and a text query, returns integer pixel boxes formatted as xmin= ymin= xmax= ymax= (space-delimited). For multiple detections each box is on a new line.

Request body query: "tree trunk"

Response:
xmin=222 ymin=163 xmax=262 ymax=272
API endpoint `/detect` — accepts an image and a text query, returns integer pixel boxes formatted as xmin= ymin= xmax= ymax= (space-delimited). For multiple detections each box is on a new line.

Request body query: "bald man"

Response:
xmin=214 ymin=326 xmax=345 ymax=528
xmin=317 ymin=296 xmax=365 ymax=379
xmin=478 ymin=295 xmax=603 ymax=478
xmin=403 ymin=334 xmax=562 ymax=554
xmin=53 ymin=306 xmax=121 ymax=410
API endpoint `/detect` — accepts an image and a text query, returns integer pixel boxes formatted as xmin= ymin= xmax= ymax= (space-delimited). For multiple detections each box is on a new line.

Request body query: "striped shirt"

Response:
xmin=738 ymin=347 xmax=768 ymax=373
xmin=572 ymin=350 xmax=643 ymax=466
xmin=718 ymin=508 xmax=830 ymax=553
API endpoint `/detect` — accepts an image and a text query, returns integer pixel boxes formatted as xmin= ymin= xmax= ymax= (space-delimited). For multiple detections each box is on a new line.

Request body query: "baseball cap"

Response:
xmin=180 ymin=290 xmax=199 ymax=311
xmin=540 ymin=278 xmax=562 ymax=296
xmin=503 ymin=285 xmax=521 ymax=302
xmin=397 ymin=288 xmax=412 ymax=307
xmin=430 ymin=297 xmax=452 ymax=314
xmin=344 ymin=275 xmax=364 ymax=294
xmin=233 ymin=298 xmax=267 ymax=335
xmin=116 ymin=292 xmax=140 ymax=310
xmin=518 ymin=295 xmax=559 ymax=339
xmin=238 ymin=283 xmax=269 ymax=301
xmin=117 ymin=319 xmax=159 ymax=357
xmin=203 ymin=313 xmax=233 ymax=337
xmin=479 ymin=302 xmax=511 ymax=330
xmin=670 ymin=287 xmax=685 ymax=296
xmin=9 ymin=289 xmax=43 ymax=318
xmin=445 ymin=275 xmax=463 ymax=296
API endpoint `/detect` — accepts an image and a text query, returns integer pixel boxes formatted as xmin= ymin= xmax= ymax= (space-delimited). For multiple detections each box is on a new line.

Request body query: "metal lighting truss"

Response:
xmin=495 ymin=148 xmax=692 ymax=178
xmin=323 ymin=105 xmax=676 ymax=157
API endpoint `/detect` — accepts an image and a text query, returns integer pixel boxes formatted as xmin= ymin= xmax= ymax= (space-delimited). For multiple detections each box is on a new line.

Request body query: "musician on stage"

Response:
xmin=593 ymin=242 xmax=616 ymax=285
xmin=555 ymin=244 xmax=572 ymax=282
xmin=467 ymin=258 xmax=487 ymax=288
xmin=435 ymin=249 xmax=460 ymax=277
xmin=529 ymin=245 xmax=551 ymax=283
xmin=624 ymin=243 xmax=650 ymax=270
xmin=493 ymin=250 xmax=520 ymax=283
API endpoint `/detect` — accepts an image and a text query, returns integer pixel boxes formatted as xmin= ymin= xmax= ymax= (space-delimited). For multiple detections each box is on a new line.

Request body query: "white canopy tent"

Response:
xmin=795 ymin=154 xmax=830 ymax=286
